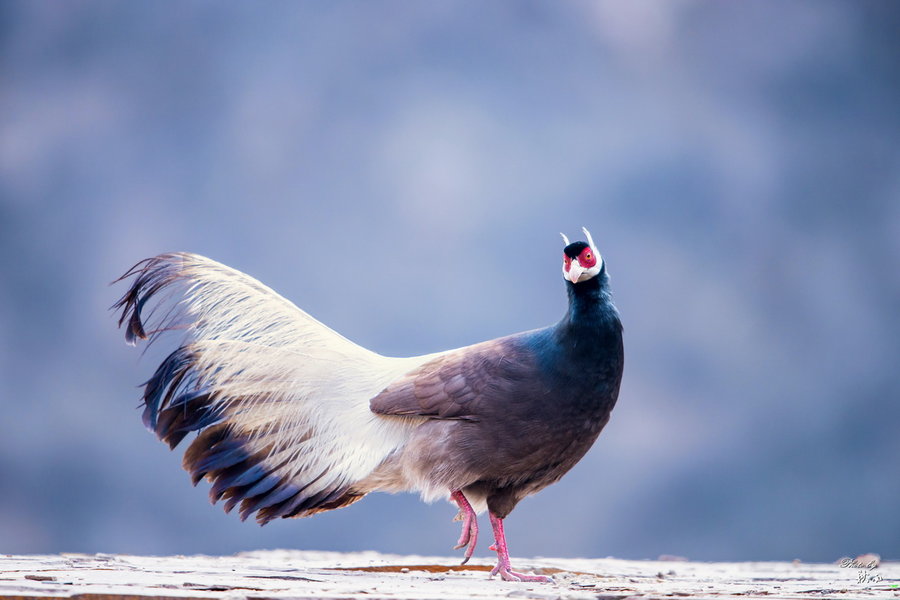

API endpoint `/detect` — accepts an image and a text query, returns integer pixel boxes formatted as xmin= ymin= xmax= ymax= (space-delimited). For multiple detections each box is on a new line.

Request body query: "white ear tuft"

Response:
xmin=582 ymin=227 xmax=597 ymax=252
xmin=560 ymin=232 xmax=571 ymax=246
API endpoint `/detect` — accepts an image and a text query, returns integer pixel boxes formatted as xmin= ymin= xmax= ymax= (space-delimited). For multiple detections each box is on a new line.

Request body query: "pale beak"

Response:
xmin=566 ymin=260 xmax=585 ymax=284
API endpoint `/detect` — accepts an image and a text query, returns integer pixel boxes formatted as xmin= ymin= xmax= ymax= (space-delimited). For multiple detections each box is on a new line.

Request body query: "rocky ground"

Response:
xmin=1 ymin=550 xmax=897 ymax=599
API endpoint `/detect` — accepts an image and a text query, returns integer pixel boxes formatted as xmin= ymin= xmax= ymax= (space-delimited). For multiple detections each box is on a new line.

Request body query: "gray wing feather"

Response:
xmin=370 ymin=337 xmax=535 ymax=422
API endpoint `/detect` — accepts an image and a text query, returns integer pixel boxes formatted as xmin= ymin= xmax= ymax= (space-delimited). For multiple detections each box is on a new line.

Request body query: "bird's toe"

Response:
xmin=494 ymin=567 xmax=552 ymax=583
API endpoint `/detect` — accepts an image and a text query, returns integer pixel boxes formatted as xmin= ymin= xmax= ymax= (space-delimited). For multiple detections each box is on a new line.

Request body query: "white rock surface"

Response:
xmin=0 ymin=550 xmax=897 ymax=599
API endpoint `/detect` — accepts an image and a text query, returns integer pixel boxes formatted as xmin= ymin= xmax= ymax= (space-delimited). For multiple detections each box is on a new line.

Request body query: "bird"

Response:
xmin=113 ymin=228 xmax=624 ymax=582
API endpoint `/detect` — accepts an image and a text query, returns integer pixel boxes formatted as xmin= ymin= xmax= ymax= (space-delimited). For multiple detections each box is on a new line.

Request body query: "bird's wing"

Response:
xmin=369 ymin=334 xmax=543 ymax=422
xmin=114 ymin=253 xmax=430 ymax=523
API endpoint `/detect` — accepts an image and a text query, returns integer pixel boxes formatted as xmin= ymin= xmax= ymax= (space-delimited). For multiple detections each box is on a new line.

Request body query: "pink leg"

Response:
xmin=488 ymin=513 xmax=553 ymax=583
xmin=450 ymin=490 xmax=478 ymax=564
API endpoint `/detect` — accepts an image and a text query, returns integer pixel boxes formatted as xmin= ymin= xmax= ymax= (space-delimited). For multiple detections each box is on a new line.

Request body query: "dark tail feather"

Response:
xmin=141 ymin=345 xmax=198 ymax=433
xmin=178 ymin=423 xmax=363 ymax=524
xmin=111 ymin=253 xmax=190 ymax=345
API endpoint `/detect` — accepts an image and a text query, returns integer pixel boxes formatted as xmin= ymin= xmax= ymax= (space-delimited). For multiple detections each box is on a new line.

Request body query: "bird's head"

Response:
xmin=560 ymin=227 xmax=602 ymax=284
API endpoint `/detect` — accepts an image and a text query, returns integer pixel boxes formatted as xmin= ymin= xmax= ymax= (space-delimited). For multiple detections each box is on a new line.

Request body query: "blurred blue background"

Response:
xmin=1 ymin=1 xmax=898 ymax=562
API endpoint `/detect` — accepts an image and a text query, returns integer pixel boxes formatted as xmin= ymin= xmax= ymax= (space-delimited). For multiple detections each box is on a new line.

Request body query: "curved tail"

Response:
xmin=114 ymin=253 xmax=425 ymax=523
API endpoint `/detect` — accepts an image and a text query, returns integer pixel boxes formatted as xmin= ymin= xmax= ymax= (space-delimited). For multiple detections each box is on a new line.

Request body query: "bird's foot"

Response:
xmin=490 ymin=563 xmax=554 ymax=583
xmin=487 ymin=512 xmax=553 ymax=583
xmin=453 ymin=518 xmax=478 ymax=563
xmin=450 ymin=490 xmax=478 ymax=564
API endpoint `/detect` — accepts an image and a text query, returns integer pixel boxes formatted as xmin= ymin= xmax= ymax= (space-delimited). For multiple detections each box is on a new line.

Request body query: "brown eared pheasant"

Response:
xmin=114 ymin=228 xmax=624 ymax=582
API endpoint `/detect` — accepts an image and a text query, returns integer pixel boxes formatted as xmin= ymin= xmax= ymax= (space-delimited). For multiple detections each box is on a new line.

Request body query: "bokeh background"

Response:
xmin=1 ymin=1 xmax=898 ymax=562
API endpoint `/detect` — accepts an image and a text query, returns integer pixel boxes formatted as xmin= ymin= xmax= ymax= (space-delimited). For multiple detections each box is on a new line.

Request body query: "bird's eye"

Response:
xmin=578 ymin=249 xmax=597 ymax=268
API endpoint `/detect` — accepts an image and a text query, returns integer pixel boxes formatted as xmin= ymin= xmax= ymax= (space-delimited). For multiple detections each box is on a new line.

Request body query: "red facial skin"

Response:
xmin=563 ymin=248 xmax=597 ymax=272
xmin=578 ymin=247 xmax=597 ymax=268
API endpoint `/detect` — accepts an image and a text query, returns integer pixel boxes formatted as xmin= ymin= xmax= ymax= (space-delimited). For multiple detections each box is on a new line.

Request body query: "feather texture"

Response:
xmin=113 ymin=253 xmax=435 ymax=523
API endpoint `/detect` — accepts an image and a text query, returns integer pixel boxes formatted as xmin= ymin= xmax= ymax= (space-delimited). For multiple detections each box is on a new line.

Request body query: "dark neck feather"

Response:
xmin=557 ymin=265 xmax=621 ymax=340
